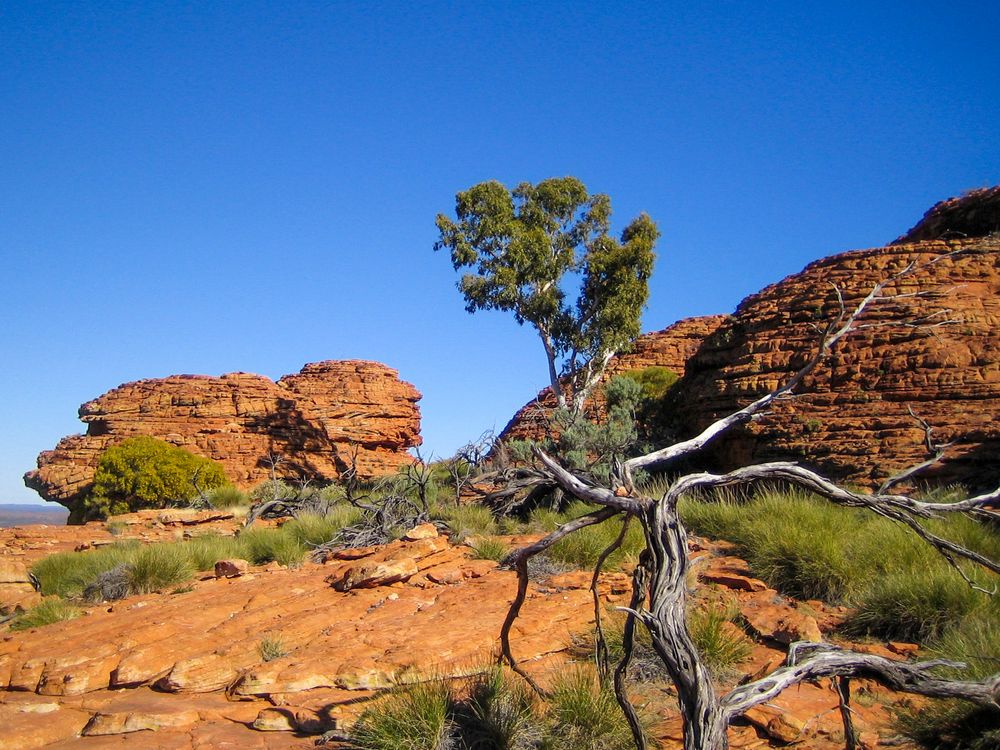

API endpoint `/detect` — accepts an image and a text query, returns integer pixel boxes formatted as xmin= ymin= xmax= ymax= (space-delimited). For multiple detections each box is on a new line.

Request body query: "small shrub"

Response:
xmin=126 ymin=543 xmax=195 ymax=594
xmin=9 ymin=598 xmax=80 ymax=630
xmin=105 ymin=520 xmax=127 ymax=536
xmin=460 ymin=667 xmax=542 ymax=750
xmin=236 ymin=527 xmax=306 ymax=567
xmin=469 ymin=536 xmax=510 ymax=562
xmin=206 ymin=485 xmax=248 ymax=508
xmin=544 ymin=666 xmax=640 ymax=750
xmin=258 ymin=635 xmax=288 ymax=662
xmin=350 ymin=679 xmax=456 ymax=750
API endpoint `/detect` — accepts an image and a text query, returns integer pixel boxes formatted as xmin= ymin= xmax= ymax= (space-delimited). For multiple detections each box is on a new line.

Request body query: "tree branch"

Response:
xmin=722 ymin=643 xmax=1000 ymax=721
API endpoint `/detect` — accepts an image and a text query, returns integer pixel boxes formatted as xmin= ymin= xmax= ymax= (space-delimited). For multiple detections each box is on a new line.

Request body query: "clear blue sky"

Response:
xmin=2 ymin=1 xmax=998 ymax=505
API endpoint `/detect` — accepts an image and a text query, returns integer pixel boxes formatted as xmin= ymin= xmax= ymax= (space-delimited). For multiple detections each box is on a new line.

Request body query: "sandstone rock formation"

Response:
xmin=668 ymin=233 xmax=1000 ymax=489
xmin=499 ymin=315 xmax=726 ymax=443
xmin=25 ymin=361 xmax=421 ymax=515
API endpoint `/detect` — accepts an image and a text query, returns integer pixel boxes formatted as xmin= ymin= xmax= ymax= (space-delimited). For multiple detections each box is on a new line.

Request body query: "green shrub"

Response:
xmin=84 ymin=436 xmax=228 ymax=519
xmin=126 ymin=543 xmax=195 ymax=594
xmin=9 ymin=598 xmax=81 ymax=631
xmin=350 ymin=680 xmax=455 ymax=750
xmin=470 ymin=536 xmax=510 ymax=562
xmin=206 ymin=485 xmax=248 ymax=508
xmin=620 ymin=366 xmax=679 ymax=401
xmin=543 ymin=667 xmax=639 ymax=750
xmin=236 ymin=527 xmax=306 ymax=567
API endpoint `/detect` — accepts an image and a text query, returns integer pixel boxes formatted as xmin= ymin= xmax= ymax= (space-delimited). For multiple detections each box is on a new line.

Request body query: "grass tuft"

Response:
xmin=350 ymin=679 xmax=455 ymax=750
xmin=469 ymin=536 xmax=510 ymax=562
xmin=9 ymin=598 xmax=81 ymax=631
xmin=258 ymin=635 xmax=288 ymax=662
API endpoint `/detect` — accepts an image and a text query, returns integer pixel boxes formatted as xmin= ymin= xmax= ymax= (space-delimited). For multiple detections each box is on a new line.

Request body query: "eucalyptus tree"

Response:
xmin=435 ymin=177 xmax=659 ymax=415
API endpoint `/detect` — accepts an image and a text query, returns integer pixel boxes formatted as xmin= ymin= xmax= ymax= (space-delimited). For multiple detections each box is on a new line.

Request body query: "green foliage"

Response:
xmin=85 ymin=436 xmax=228 ymax=518
xmin=459 ymin=667 xmax=541 ymax=750
xmin=543 ymin=667 xmax=639 ymax=750
xmin=895 ymin=609 xmax=1000 ymax=749
xmin=469 ymin=536 xmax=510 ymax=562
xmin=678 ymin=486 xmax=998 ymax=642
xmin=688 ymin=603 xmax=752 ymax=673
xmin=433 ymin=503 xmax=499 ymax=542
xmin=546 ymin=503 xmax=645 ymax=570
xmin=282 ymin=509 xmax=361 ymax=548
xmin=126 ymin=544 xmax=195 ymax=594
xmin=555 ymin=376 xmax=643 ymax=475
xmin=620 ymin=366 xmax=679 ymax=401
xmin=8 ymin=598 xmax=80 ymax=631
xmin=184 ymin=533 xmax=241 ymax=571
xmin=236 ymin=526 xmax=307 ymax=567
xmin=350 ymin=679 xmax=455 ymax=750
xmin=436 ymin=177 xmax=658 ymax=412
xmin=206 ymin=485 xmax=248 ymax=508
xmin=32 ymin=542 xmax=141 ymax=598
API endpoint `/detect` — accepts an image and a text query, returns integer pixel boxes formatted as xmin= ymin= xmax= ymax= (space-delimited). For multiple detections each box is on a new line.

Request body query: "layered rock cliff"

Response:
xmin=25 ymin=361 xmax=421 ymax=513
xmin=669 ymin=234 xmax=1000 ymax=489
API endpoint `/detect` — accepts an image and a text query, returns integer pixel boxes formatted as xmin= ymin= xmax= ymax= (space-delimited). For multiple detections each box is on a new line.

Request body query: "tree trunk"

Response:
xmin=643 ymin=502 xmax=729 ymax=750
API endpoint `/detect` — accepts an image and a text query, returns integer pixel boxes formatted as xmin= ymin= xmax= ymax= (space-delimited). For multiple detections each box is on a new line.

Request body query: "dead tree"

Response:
xmin=498 ymin=253 xmax=1000 ymax=750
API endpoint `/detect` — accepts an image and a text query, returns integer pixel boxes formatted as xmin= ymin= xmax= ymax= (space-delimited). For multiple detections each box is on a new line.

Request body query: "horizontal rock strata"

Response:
xmin=25 ymin=360 xmax=421 ymax=514
xmin=668 ymin=235 xmax=1000 ymax=489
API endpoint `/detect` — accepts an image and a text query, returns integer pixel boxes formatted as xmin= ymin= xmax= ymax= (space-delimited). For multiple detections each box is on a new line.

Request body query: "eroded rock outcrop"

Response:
xmin=668 ymin=225 xmax=1000 ymax=490
xmin=25 ymin=361 xmax=421 ymax=514
xmin=499 ymin=315 xmax=727 ymax=443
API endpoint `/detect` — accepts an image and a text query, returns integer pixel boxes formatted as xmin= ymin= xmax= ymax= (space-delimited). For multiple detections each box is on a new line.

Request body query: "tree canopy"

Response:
xmin=435 ymin=177 xmax=659 ymax=414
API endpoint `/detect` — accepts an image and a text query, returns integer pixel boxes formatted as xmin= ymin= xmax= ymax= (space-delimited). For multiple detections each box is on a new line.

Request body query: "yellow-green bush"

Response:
xmin=83 ymin=436 xmax=228 ymax=519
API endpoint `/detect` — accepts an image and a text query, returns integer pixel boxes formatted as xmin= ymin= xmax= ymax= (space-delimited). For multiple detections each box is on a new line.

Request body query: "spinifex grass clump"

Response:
xmin=349 ymin=679 xmax=455 ymax=750
xmin=895 ymin=608 xmax=1000 ymax=750
xmin=9 ymin=598 xmax=80 ymax=631
xmin=469 ymin=536 xmax=511 ymax=562
xmin=544 ymin=667 xmax=641 ymax=750
xmin=543 ymin=502 xmax=645 ymax=571
xmin=678 ymin=485 xmax=998 ymax=642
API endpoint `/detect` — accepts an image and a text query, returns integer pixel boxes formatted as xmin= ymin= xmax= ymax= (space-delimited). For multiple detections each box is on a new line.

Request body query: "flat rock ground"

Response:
xmin=1 ymin=511 xmax=920 ymax=749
